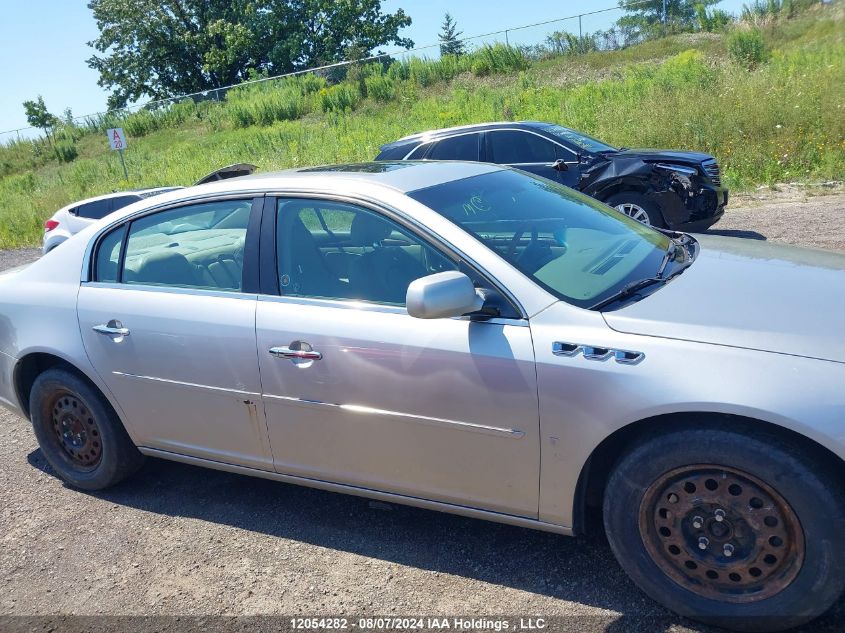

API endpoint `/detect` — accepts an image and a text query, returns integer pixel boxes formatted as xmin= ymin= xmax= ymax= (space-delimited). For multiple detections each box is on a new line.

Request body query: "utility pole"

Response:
xmin=663 ymin=0 xmax=668 ymax=26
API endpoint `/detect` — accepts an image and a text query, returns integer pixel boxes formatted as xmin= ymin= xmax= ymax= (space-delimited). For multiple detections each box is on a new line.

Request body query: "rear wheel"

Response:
xmin=30 ymin=369 xmax=144 ymax=490
xmin=605 ymin=192 xmax=665 ymax=228
xmin=603 ymin=427 xmax=845 ymax=632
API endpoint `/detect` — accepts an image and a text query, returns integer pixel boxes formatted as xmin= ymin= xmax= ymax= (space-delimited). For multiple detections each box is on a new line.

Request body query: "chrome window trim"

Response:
xmin=266 ymin=190 xmax=529 ymax=321
xmin=401 ymin=128 xmax=579 ymax=161
xmin=256 ymin=293 xmax=528 ymax=327
xmin=79 ymin=281 xmax=257 ymax=301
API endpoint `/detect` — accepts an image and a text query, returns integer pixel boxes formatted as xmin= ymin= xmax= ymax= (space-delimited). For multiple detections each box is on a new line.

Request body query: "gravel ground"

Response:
xmin=0 ymin=192 xmax=843 ymax=632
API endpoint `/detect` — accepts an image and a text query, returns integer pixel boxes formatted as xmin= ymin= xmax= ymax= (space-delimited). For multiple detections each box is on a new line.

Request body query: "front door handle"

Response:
xmin=269 ymin=347 xmax=322 ymax=360
xmin=269 ymin=343 xmax=322 ymax=362
xmin=92 ymin=321 xmax=130 ymax=338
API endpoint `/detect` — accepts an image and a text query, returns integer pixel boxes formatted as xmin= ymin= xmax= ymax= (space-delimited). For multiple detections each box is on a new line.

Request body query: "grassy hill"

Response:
xmin=0 ymin=2 xmax=842 ymax=249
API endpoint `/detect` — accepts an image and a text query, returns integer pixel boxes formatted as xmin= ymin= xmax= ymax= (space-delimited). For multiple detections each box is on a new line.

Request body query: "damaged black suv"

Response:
xmin=375 ymin=121 xmax=728 ymax=231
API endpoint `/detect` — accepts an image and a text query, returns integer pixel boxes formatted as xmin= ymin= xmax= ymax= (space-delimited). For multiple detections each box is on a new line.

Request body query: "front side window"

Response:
xmin=276 ymin=199 xmax=456 ymax=305
xmin=488 ymin=131 xmax=558 ymax=164
xmin=429 ymin=134 xmax=480 ymax=161
xmin=99 ymin=199 xmax=251 ymax=290
xmin=542 ymin=125 xmax=616 ymax=154
xmin=407 ymin=143 xmax=431 ymax=160
xmin=408 ymin=169 xmax=672 ymax=308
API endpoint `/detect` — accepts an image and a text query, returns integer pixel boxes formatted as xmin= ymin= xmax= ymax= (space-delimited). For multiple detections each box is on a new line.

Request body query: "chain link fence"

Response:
xmin=0 ymin=0 xmax=669 ymax=146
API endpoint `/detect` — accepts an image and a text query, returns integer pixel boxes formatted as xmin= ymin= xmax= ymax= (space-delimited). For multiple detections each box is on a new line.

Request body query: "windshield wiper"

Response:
xmin=655 ymin=241 xmax=677 ymax=279
xmin=590 ymin=244 xmax=690 ymax=311
xmin=589 ymin=277 xmax=667 ymax=311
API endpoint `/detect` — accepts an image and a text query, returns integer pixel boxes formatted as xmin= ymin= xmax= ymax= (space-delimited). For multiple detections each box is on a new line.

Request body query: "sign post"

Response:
xmin=106 ymin=128 xmax=129 ymax=180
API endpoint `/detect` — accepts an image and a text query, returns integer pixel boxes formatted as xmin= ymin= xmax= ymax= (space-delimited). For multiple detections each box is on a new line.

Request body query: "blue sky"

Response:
xmin=0 ymin=0 xmax=748 ymax=135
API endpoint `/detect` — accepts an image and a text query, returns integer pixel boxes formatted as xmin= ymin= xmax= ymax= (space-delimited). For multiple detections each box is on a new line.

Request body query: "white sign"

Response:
xmin=107 ymin=128 xmax=127 ymax=151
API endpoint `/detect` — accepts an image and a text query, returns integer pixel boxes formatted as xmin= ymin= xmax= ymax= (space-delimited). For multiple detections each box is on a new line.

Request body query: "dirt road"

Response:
xmin=1 ymin=193 xmax=843 ymax=632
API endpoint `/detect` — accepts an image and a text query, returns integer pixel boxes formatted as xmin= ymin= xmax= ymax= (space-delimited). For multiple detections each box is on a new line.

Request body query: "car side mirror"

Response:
xmin=550 ymin=159 xmax=569 ymax=172
xmin=406 ymin=271 xmax=484 ymax=319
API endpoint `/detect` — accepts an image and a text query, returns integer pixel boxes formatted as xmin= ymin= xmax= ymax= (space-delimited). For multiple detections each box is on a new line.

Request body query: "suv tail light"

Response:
xmin=44 ymin=219 xmax=60 ymax=232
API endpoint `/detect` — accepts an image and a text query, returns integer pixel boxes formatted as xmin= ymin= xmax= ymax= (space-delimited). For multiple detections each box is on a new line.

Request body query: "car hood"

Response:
xmin=603 ymin=235 xmax=845 ymax=363
xmin=604 ymin=148 xmax=713 ymax=165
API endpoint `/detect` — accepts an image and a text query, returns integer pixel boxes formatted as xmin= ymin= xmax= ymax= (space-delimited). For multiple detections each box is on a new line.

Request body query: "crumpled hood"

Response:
xmin=603 ymin=235 xmax=845 ymax=363
xmin=604 ymin=148 xmax=714 ymax=164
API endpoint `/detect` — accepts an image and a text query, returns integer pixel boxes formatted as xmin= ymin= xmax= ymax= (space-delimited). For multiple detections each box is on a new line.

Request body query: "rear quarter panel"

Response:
xmin=0 ymin=229 xmax=132 ymax=432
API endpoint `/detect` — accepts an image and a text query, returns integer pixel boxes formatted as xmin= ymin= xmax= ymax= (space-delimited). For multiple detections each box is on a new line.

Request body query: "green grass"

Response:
xmin=0 ymin=3 xmax=842 ymax=249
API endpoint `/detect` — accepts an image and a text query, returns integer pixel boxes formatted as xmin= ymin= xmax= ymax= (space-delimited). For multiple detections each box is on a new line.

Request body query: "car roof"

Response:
xmin=101 ymin=161 xmax=505 ymax=224
xmin=224 ymin=161 xmax=503 ymax=194
xmin=381 ymin=121 xmax=551 ymax=150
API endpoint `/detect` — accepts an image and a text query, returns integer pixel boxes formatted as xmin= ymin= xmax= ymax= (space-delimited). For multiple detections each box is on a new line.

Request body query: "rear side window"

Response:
xmin=109 ymin=195 xmax=142 ymax=212
xmin=77 ymin=199 xmax=114 ymax=220
xmin=488 ymin=131 xmax=558 ymax=164
xmin=92 ymin=200 xmax=252 ymax=291
xmin=428 ymin=134 xmax=480 ymax=161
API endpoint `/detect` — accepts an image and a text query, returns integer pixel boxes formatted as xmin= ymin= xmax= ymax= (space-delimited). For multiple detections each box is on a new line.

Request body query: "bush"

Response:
xmin=408 ymin=58 xmax=436 ymax=87
xmin=319 ymin=84 xmax=360 ymax=113
xmin=53 ymin=139 xmax=78 ymax=163
xmin=226 ymin=83 xmax=309 ymax=127
xmin=471 ymin=44 xmax=530 ymax=75
xmin=471 ymin=58 xmax=492 ymax=76
xmin=365 ymin=74 xmax=396 ymax=102
xmin=293 ymin=73 xmax=327 ymax=95
xmin=728 ymin=28 xmax=769 ymax=68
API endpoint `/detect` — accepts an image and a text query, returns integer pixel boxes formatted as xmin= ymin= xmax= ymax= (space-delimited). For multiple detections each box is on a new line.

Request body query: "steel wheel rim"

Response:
xmin=639 ymin=464 xmax=805 ymax=603
xmin=615 ymin=202 xmax=651 ymax=225
xmin=49 ymin=391 xmax=102 ymax=469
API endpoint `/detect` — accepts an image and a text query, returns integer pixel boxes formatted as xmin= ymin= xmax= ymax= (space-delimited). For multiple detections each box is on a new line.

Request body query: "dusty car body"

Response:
xmin=0 ymin=162 xmax=842 ymax=631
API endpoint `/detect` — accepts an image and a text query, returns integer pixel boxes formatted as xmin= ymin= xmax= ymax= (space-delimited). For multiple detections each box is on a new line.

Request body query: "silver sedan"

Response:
xmin=0 ymin=162 xmax=842 ymax=631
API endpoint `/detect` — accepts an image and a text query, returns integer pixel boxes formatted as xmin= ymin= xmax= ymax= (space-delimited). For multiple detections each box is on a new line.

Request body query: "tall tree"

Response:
xmin=438 ymin=12 xmax=465 ymax=56
xmin=86 ymin=0 xmax=413 ymax=109
xmin=22 ymin=96 xmax=58 ymax=142
xmin=617 ymin=0 xmax=721 ymax=37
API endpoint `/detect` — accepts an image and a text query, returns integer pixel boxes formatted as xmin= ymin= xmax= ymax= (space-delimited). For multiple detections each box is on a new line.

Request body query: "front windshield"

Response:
xmin=408 ymin=169 xmax=671 ymax=309
xmin=542 ymin=124 xmax=616 ymax=154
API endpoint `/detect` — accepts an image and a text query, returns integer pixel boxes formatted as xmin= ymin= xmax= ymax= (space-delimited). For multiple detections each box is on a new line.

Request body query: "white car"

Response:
xmin=41 ymin=164 xmax=257 ymax=254
xmin=42 ymin=187 xmax=180 ymax=254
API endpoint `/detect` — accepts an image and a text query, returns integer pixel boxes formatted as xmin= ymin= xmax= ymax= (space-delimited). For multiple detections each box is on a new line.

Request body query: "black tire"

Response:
xmin=605 ymin=192 xmax=666 ymax=228
xmin=603 ymin=426 xmax=845 ymax=632
xmin=30 ymin=368 xmax=144 ymax=490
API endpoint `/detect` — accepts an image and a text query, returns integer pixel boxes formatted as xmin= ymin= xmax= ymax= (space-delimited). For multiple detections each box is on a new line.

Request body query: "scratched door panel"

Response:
xmin=256 ymin=298 xmax=540 ymax=517
xmin=78 ymin=285 xmax=272 ymax=470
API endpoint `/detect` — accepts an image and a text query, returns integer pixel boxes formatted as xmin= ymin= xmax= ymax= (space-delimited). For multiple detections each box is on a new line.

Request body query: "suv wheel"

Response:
xmin=605 ymin=192 xmax=665 ymax=228
xmin=603 ymin=427 xmax=845 ymax=632
xmin=30 ymin=368 xmax=144 ymax=490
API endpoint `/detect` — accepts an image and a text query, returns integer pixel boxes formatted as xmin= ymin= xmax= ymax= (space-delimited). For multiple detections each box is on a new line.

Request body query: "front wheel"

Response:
xmin=605 ymin=192 xmax=665 ymax=228
xmin=603 ymin=427 xmax=845 ymax=632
